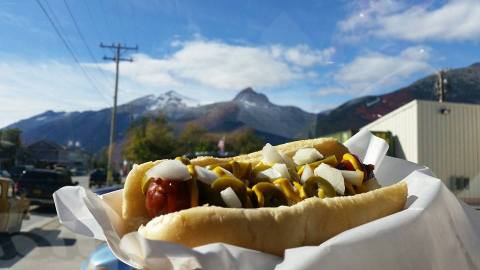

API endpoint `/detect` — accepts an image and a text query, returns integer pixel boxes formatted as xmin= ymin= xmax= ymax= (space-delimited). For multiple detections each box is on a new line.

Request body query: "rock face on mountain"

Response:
xmin=184 ymin=88 xmax=316 ymax=139
xmin=315 ymin=63 xmax=480 ymax=135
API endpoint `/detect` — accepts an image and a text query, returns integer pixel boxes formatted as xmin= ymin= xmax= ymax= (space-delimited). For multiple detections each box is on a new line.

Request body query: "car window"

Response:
xmin=60 ymin=174 xmax=71 ymax=184
xmin=22 ymin=171 xmax=58 ymax=183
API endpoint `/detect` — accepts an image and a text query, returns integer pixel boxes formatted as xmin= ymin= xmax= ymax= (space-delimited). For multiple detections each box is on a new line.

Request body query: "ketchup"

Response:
xmin=145 ymin=179 xmax=191 ymax=218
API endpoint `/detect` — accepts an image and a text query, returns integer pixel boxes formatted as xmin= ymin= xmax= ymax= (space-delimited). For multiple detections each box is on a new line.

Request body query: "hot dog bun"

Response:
xmin=122 ymin=137 xmax=349 ymax=232
xmin=139 ymin=181 xmax=407 ymax=256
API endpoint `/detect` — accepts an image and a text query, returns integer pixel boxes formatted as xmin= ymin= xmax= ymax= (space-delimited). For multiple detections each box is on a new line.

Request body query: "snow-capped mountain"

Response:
xmin=6 ymin=90 xmax=202 ymax=152
xmin=129 ymin=90 xmax=200 ymax=111
xmin=6 ymin=88 xmax=312 ymax=152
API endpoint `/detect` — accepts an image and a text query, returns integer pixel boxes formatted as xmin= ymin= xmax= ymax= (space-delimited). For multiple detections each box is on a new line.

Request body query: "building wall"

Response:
xmin=363 ymin=100 xmax=419 ymax=162
xmin=417 ymin=101 xmax=480 ymax=202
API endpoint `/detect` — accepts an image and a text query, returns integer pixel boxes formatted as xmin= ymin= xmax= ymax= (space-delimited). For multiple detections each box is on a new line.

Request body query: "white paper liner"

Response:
xmin=53 ymin=129 xmax=480 ymax=269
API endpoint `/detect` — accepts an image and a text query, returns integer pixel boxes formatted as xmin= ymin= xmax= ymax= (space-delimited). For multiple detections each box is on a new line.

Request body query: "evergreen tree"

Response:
xmin=0 ymin=128 xmax=21 ymax=146
xmin=228 ymin=129 xmax=264 ymax=154
xmin=123 ymin=115 xmax=176 ymax=163
xmin=176 ymin=123 xmax=216 ymax=155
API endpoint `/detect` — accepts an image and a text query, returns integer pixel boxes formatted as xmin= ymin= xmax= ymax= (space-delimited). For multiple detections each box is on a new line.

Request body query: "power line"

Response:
xmin=114 ymin=0 xmax=126 ymax=41
xmin=63 ymin=0 xmax=113 ymax=85
xmin=81 ymin=0 xmax=105 ymax=44
xmin=98 ymin=0 xmax=114 ymax=41
xmin=127 ymin=0 xmax=139 ymax=45
xmin=35 ymin=0 xmax=111 ymax=104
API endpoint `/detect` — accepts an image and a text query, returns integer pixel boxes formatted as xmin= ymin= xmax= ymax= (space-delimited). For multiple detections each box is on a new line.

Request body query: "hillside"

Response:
xmin=315 ymin=63 xmax=480 ymax=135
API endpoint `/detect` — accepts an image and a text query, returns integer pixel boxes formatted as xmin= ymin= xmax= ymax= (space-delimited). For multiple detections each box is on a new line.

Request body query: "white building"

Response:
xmin=363 ymin=100 xmax=480 ymax=203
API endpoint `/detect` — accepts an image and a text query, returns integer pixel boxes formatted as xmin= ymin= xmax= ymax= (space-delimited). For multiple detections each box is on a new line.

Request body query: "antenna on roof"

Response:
xmin=434 ymin=69 xmax=448 ymax=103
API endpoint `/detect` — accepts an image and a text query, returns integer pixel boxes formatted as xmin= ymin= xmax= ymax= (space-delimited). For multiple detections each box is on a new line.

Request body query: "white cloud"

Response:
xmin=96 ymin=40 xmax=334 ymax=90
xmin=317 ymin=46 xmax=433 ymax=96
xmin=314 ymin=87 xmax=351 ymax=97
xmin=0 ymin=60 xmax=114 ymax=127
xmin=1 ymin=40 xmax=335 ymax=127
xmin=339 ymin=0 xmax=480 ymax=42
xmin=282 ymin=45 xmax=335 ymax=67
xmin=339 ymin=0 xmax=404 ymax=32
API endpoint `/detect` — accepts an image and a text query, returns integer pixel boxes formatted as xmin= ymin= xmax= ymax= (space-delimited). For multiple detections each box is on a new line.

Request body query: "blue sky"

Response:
xmin=1 ymin=0 xmax=480 ymax=127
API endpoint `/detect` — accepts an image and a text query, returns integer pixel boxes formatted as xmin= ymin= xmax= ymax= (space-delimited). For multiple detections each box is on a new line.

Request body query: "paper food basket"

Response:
xmin=53 ymin=130 xmax=480 ymax=270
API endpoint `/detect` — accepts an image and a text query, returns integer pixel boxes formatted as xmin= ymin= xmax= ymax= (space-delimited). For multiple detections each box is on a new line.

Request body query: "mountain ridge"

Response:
xmin=5 ymin=62 xmax=480 ymax=153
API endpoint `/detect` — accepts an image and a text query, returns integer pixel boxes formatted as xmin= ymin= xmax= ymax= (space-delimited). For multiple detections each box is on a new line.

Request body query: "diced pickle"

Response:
xmin=189 ymin=177 xmax=199 ymax=207
xmin=297 ymin=155 xmax=338 ymax=174
xmin=252 ymin=182 xmax=288 ymax=207
xmin=186 ymin=164 xmax=196 ymax=176
xmin=249 ymin=162 xmax=272 ymax=184
xmin=212 ymin=166 xmax=233 ymax=177
xmin=210 ymin=176 xmax=247 ymax=207
xmin=252 ymin=162 xmax=271 ymax=175
xmin=182 ymin=164 xmax=199 ymax=206
xmin=303 ymin=176 xmax=336 ymax=198
xmin=230 ymin=161 xmax=252 ymax=180
xmin=293 ymin=181 xmax=307 ymax=200
xmin=355 ymin=182 xmax=370 ymax=194
xmin=175 ymin=156 xmax=191 ymax=165
xmin=341 ymin=153 xmax=368 ymax=186
xmin=344 ymin=182 xmax=356 ymax=196
xmin=207 ymin=163 xmax=233 ymax=172
xmin=247 ymin=187 xmax=258 ymax=208
xmin=273 ymin=178 xmax=301 ymax=205
xmin=141 ymin=174 xmax=152 ymax=195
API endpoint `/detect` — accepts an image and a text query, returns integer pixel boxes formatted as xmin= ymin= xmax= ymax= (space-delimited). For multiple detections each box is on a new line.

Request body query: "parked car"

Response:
xmin=8 ymin=165 xmax=34 ymax=182
xmin=81 ymin=185 xmax=132 ymax=270
xmin=70 ymin=167 xmax=87 ymax=176
xmin=0 ymin=177 xmax=30 ymax=233
xmin=89 ymin=169 xmax=106 ymax=187
xmin=16 ymin=169 xmax=78 ymax=205
xmin=89 ymin=169 xmax=121 ymax=188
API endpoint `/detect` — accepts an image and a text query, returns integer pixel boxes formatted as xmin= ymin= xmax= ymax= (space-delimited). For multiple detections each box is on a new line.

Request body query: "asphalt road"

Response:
xmin=1 ymin=175 xmax=101 ymax=270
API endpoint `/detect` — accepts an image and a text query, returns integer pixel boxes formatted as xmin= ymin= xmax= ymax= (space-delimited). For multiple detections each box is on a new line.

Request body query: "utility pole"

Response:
xmin=434 ymin=69 xmax=448 ymax=103
xmin=100 ymin=43 xmax=138 ymax=185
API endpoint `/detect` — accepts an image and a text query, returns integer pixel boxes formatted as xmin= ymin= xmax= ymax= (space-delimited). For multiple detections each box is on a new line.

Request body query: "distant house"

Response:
xmin=362 ymin=100 xmax=480 ymax=204
xmin=65 ymin=146 xmax=91 ymax=175
xmin=26 ymin=140 xmax=69 ymax=168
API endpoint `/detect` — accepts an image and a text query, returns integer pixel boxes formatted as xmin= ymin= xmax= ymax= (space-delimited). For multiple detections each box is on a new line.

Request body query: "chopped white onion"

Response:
xmin=314 ymin=163 xmax=345 ymax=195
xmin=220 ymin=187 xmax=242 ymax=208
xmin=340 ymin=170 xmax=364 ymax=186
xmin=272 ymin=163 xmax=290 ymax=179
xmin=261 ymin=143 xmax=284 ymax=165
xmin=300 ymin=165 xmax=314 ymax=184
xmin=280 ymin=152 xmax=296 ymax=170
xmin=257 ymin=167 xmax=282 ymax=180
xmin=194 ymin=165 xmax=218 ymax=185
xmin=145 ymin=160 xmax=191 ymax=181
xmin=293 ymin=148 xmax=324 ymax=165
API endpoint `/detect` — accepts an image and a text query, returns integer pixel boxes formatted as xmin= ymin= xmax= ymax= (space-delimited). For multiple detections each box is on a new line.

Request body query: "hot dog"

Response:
xmin=121 ymin=137 xmax=407 ymax=255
